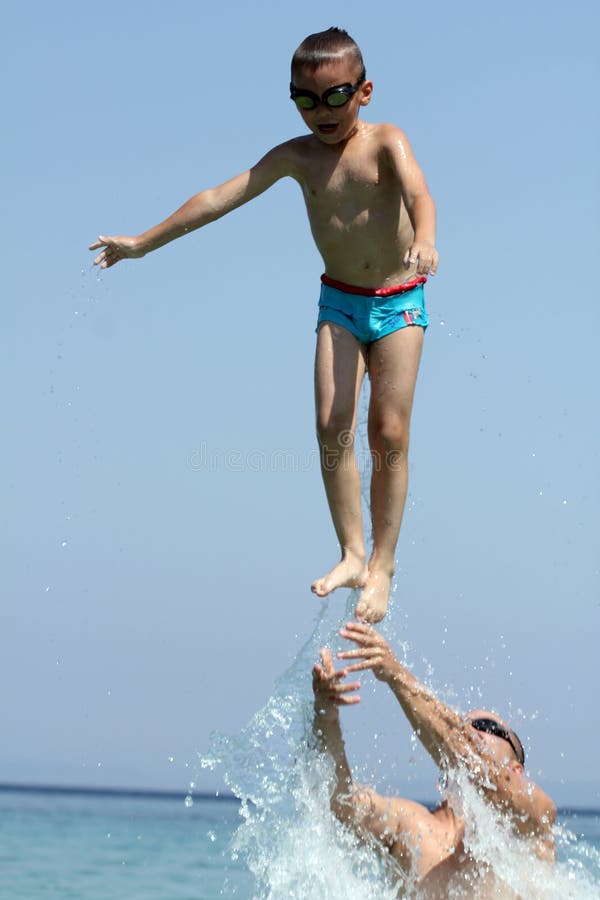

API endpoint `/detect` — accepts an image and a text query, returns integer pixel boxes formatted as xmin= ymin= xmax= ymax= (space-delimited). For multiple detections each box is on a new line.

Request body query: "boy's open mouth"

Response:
xmin=317 ymin=124 xmax=339 ymax=135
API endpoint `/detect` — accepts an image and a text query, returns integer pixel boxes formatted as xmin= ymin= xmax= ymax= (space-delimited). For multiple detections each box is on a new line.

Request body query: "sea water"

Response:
xmin=2 ymin=789 xmax=599 ymax=899
xmin=2 ymin=750 xmax=600 ymax=898
xmin=0 ymin=788 xmax=250 ymax=898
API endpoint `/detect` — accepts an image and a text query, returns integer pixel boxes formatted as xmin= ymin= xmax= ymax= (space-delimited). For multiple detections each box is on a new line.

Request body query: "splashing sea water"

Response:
xmin=199 ymin=591 xmax=600 ymax=898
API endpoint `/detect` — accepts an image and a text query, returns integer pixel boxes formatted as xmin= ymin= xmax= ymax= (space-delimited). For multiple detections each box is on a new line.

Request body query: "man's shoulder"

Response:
xmin=360 ymin=788 xmax=436 ymax=825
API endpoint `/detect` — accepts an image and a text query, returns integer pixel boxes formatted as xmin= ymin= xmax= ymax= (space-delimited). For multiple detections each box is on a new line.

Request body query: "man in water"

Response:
xmin=312 ymin=621 xmax=556 ymax=896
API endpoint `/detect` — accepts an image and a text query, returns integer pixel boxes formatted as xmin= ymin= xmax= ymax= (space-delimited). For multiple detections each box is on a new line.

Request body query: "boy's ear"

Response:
xmin=359 ymin=80 xmax=373 ymax=107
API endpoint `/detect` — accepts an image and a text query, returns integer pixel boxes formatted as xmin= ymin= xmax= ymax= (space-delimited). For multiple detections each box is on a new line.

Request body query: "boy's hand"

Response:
xmin=313 ymin=648 xmax=361 ymax=718
xmin=404 ymin=241 xmax=438 ymax=276
xmin=89 ymin=235 xmax=147 ymax=269
xmin=337 ymin=622 xmax=399 ymax=683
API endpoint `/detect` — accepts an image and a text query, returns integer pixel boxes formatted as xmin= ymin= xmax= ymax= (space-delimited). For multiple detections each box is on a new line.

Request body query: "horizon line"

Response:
xmin=0 ymin=782 xmax=598 ymax=817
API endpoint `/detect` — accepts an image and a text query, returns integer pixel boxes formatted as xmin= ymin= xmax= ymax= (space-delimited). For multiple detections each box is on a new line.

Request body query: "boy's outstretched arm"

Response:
xmin=382 ymin=125 xmax=439 ymax=277
xmin=90 ymin=145 xmax=295 ymax=268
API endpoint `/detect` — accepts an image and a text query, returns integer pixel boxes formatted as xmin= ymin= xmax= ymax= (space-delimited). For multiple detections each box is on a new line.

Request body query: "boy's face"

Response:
xmin=291 ymin=59 xmax=372 ymax=145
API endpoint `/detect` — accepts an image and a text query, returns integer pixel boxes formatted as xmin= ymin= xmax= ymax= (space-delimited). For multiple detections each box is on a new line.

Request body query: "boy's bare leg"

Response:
xmin=355 ymin=325 xmax=424 ymax=623
xmin=311 ymin=323 xmax=369 ymax=598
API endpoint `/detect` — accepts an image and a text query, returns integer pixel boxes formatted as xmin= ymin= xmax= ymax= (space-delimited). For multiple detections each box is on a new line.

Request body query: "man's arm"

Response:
xmin=89 ymin=141 xmax=299 ymax=268
xmin=382 ymin=125 xmax=438 ymax=276
xmin=338 ymin=623 xmax=556 ymax=840
xmin=311 ymin=647 xmax=358 ymax=822
xmin=312 ymin=648 xmax=435 ymax=857
xmin=337 ymin=623 xmax=464 ymax=769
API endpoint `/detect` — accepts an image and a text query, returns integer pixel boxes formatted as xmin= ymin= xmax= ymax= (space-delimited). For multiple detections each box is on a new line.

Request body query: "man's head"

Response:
xmin=290 ymin=28 xmax=372 ymax=145
xmin=467 ymin=709 xmax=525 ymax=770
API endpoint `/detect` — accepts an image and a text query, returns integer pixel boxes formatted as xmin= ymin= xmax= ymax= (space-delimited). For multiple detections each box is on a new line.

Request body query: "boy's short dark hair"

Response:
xmin=291 ymin=27 xmax=365 ymax=80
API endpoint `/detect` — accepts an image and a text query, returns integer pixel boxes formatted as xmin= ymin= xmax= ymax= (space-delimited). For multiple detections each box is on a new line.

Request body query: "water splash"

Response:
xmin=198 ymin=596 xmax=600 ymax=898
xmin=441 ymin=770 xmax=600 ymax=898
xmin=201 ymin=595 xmax=404 ymax=898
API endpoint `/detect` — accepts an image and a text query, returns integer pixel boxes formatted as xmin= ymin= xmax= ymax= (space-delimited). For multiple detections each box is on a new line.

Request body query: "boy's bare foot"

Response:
xmin=354 ymin=568 xmax=393 ymax=623
xmin=311 ymin=552 xmax=368 ymax=598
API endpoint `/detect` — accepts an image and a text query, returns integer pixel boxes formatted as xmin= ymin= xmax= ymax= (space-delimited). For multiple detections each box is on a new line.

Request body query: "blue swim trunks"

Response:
xmin=317 ymin=274 xmax=429 ymax=344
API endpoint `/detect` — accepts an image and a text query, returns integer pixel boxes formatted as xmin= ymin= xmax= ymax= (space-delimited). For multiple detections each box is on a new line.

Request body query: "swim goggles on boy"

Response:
xmin=289 ymin=72 xmax=366 ymax=111
xmin=470 ymin=717 xmax=525 ymax=765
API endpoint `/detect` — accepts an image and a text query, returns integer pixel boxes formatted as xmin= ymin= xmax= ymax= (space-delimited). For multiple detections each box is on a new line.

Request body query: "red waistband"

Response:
xmin=321 ymin=274 xmax=427 ymax=297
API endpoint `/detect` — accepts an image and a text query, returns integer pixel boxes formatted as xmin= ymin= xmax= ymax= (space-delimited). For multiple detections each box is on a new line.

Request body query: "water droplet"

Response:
xmin=61 ymin=540 xmax=68 ymax=549
xmin=184 ymin=795 xmax=194 ymax=808
xmin=168 ymin=756 xmax=174 ymax=763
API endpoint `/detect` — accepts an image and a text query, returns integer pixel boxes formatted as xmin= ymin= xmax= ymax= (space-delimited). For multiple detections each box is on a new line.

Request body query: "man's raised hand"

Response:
xmin=337 ymin=622 xmax=398 ymax=682
xmin=312 ymin=647 xmax=361 ymax=714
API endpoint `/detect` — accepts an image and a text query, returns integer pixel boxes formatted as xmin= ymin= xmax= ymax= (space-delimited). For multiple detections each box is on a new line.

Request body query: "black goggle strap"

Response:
xmin=470 ymin=718 xmax=524 ymax=765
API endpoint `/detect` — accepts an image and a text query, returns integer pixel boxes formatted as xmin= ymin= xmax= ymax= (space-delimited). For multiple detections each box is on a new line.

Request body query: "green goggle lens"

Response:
xmin=295 ymin=95 xmax=318 ymax=110
xmin=326 ymin=92 xmax=351 ymax=108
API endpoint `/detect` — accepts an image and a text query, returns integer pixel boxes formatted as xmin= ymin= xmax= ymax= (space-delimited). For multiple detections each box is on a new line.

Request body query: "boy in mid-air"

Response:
xmin=90 ymin=28 xmax=438 ymax=623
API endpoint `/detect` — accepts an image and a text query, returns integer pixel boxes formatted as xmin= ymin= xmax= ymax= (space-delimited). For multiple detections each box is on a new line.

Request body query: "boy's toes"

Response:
xmin=311 ymin=578 xmax=331 ymax=597
xmin=354 ymin=570 xmax=392 ymax=623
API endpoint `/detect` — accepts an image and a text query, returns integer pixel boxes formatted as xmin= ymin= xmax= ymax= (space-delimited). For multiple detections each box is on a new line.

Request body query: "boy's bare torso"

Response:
xmin=282 ymin=122 xmax=419 ymax=288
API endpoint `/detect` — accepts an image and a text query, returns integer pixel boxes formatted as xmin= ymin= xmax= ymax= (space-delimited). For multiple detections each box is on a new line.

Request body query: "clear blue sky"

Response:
xmin=3 ymin=0 xmax=599 ymax=805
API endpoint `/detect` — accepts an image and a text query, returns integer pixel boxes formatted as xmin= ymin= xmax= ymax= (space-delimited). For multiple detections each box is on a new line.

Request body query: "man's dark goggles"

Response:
xmin=290 ymin=72 xmax=366 ymax=111
xmin=470 ymin=717 xmax=525 ymax=765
